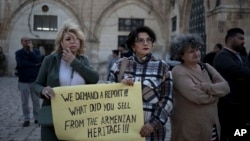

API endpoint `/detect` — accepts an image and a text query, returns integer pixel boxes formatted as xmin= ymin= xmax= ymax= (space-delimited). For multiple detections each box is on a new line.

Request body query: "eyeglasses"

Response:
xmin=134 ymin=38 xmax=153 ymax=44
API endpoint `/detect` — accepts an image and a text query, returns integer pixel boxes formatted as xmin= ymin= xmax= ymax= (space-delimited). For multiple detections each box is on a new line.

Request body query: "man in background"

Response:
xmin=214 ymin=28 xmax=250 ymax=141
xmin=165 ymin=52 xmax=180 ymax=70
xmin=203 ymin=43 xmax=222 ymax=66
xmin=118 ymin=44 xmax=133 ymax=58
xmin=107 ymin=49 xmax=119 ymax=75
xmin=15 ymin=36 xmax=42 ymax=127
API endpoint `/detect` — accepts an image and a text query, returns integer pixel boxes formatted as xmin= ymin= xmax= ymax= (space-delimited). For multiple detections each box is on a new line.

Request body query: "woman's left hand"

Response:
xmin=121 ymin=78 xmax=134 ymax=86
xmin=140 ymin=123 xmax=154 ymax=137
xmin=42 ymin=86 xmax=55 ymax=99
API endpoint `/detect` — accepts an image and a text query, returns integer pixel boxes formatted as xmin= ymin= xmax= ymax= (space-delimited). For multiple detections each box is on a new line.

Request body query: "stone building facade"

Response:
xmin=0 ymin=0 xmax=249 ymax=81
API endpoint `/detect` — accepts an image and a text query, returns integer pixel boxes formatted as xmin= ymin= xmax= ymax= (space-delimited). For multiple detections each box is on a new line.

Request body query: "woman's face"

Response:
xmin=61 ymin=32 xmax=80 ymax=55
xmin=181 ymin=45 xmax=201 ymax=64
xmin=132 ymin=32 xmax=153 ymax=58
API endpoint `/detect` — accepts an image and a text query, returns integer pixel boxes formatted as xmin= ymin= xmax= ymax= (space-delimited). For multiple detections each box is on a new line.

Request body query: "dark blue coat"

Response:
xmin=15 ymin=48 xmax=41 ymax=83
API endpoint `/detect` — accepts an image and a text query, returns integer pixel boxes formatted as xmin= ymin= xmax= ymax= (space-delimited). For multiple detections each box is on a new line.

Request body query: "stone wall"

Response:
xmin=0 ymin=0 xmax=250 ymax=79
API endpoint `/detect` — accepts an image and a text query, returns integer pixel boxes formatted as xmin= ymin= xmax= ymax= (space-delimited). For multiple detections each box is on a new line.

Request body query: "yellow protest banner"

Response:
xmin=51 ymin=82 xmax=144 ymax=141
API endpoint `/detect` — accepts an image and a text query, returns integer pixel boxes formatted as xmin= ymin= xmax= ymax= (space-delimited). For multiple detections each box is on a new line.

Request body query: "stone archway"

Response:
xmin=5 ymin=0 xmax=80 ymax=75
xmin=178 ymin=0 xmax=192 ymax=33
xmin=91 ymin=0 xmax=168 ymax=81
xmin=93 ymin=0 xmax=168 ymax=58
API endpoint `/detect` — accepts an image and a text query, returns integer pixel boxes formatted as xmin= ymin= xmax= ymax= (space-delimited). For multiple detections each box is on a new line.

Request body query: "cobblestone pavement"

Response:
xmin=0 ymin=76 xmax=41 ymax=141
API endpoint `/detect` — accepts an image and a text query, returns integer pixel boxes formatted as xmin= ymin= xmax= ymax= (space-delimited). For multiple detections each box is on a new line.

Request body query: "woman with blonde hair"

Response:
xmin=33 ymin=22 xmax=99 ymax=141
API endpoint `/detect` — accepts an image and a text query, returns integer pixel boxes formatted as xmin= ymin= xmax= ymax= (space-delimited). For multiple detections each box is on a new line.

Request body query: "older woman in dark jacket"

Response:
xmin=33 ymin=22 xmax=99 ymax=141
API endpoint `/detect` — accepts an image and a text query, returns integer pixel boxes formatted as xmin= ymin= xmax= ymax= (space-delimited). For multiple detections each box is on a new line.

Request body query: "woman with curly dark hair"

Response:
xmin=170 ymin=33 xmax=230 ymax=141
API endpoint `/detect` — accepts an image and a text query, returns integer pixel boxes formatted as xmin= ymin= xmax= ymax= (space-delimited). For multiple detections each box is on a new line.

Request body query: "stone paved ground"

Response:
xmin=0 ymin=76 xmax=41 ymax=141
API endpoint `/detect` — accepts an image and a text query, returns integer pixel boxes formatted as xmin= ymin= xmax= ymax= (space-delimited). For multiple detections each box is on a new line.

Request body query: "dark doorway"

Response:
xmin=32 ymin=39 xmax=54 ymax=59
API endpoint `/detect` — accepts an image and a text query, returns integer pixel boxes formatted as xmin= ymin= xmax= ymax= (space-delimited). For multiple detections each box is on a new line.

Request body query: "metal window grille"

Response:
xmin=34 ymin=15 xmax=57 ymax=31
xmin=189 ymin=0 xmax=206 ymax=58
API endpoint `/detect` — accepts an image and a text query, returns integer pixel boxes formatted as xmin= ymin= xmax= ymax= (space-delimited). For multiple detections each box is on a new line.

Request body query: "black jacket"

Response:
xmin=15 ymin=48 xmax=41 ymax=83
xmin=213 ymin=48 xmax=250 ymax=104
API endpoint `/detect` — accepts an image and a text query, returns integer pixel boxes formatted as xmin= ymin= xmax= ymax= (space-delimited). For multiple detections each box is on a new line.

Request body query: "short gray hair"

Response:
xmin=170 ymin=33 xmax=204 ymax=62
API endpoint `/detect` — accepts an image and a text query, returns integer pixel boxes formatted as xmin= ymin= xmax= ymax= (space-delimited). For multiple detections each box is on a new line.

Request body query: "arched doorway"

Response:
xmin=6 ymin=0 xmax=79 ymax=74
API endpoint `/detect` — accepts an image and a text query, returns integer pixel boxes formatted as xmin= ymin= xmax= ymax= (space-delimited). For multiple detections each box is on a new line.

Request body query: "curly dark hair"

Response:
xmin=170 ymin=33 xmax=204 ymax=62
xmin=126 ymin=26 xmax=156 ymax=51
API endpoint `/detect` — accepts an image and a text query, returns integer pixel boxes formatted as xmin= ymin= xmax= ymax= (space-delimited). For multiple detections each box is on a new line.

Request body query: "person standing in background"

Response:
xmin=107 ymin=49 xmax=119 ymax=76
xmin=33 ymin=22 xmax=99 ymax=141
xmin=213 ymin=28 xmax=250 ymax=141
xmin=15 ymin=36 xmax=42 ymax=127
xmin=203 ymin=43 xmax=222 ymax=66
xmin=118 ymin=44 xmax=133 ymax=58
xmin=165 ymin=52 xmax=180 ymax=70
xmin=0 ymin=46 xmax=7 ymax=75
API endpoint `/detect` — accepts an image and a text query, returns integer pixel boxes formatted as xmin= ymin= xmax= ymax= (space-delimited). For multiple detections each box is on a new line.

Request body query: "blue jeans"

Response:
xmin=18 ymin=82 xmax=40 ymax=121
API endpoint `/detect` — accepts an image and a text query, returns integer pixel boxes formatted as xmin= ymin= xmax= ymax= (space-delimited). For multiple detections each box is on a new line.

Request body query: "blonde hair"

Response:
xmin=54 ymin=22 xmax=85 ymax=56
